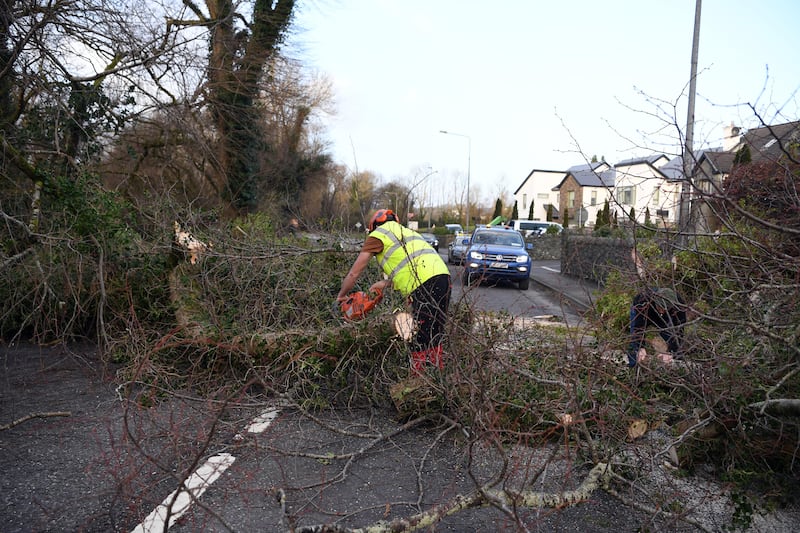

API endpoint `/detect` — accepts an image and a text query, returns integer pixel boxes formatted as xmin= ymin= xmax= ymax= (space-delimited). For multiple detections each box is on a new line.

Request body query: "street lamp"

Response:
xmin=439 ymin=130 xmax=471 ymax=230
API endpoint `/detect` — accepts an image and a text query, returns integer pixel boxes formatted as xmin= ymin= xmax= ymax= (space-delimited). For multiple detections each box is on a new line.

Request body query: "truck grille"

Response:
xmin=484 ymin=253 xmax=518 ymax=262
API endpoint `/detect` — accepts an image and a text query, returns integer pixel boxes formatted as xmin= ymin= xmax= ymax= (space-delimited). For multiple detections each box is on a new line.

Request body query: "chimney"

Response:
xmin=723 ymin=122 xmax=742 ymax=151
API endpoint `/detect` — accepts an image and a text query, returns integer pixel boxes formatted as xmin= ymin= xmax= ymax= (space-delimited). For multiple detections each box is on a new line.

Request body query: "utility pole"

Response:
xmin=679 ymin=0 xmax=702 ymax=246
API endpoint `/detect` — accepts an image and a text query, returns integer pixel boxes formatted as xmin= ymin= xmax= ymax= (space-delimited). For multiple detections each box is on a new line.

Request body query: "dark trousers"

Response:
xmin=628 ymin=291 xmax=685 ymax=366
xmin=409 ymin=274 xmax=451 ymax=353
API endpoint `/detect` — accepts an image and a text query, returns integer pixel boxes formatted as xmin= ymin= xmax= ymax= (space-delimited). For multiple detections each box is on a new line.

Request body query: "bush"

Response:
xmin=0 ymin=173 xmax=173 ymax=341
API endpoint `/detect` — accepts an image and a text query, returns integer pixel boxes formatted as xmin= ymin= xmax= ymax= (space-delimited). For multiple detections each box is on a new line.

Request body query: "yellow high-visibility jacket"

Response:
xmin=370 ymin=221 xmax=449 ymax=297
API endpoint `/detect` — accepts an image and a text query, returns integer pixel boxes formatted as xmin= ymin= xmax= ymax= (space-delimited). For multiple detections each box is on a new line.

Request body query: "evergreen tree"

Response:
xmin=594 ymin=199 xmax=610 ymax=232
xmin=629 ymin=207 xmax=636 ymax=223
xmin=527 ymin=200 xmax=535 ymax=220
xmin=511 ymin=201 xmax=519 ymax=220
xmin=563 ymin=207 xmax=569 ymax=228
xmin=644 ymin=206 xmax=652 ymax=227
xmin=547 ymin=204 xmax=554 ymax=222
xmin=733 ymin=144 xmax=752 ymax=165
xmin=492 ymin=198 xmax=503 ymax=219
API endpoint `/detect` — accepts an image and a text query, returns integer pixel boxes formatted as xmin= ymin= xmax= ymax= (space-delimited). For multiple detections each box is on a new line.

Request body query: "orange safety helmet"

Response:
xmin=368 ymin=209 xmax=397 ymax=232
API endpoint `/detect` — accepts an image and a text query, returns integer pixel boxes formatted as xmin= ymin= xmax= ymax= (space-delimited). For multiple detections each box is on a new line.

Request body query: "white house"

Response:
xmin=513 ymin=169 xmax=565 ymax=221
xmin=612 ymin=155 xmax=680 ymax=226
xmin=511 ymin=123 xmax=761 ymax=229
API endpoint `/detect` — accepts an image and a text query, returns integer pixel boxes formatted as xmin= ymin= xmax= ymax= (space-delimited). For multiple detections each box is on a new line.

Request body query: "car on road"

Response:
xmin=420 ymin=232 xmax=439 ymax=251
xmin=448 ymin=235 xmax=470 ymax=264
xmin=462 ymin=226 xmax=533 ymax=290
xmin=507 ymin=219 xmax=563 ymax=238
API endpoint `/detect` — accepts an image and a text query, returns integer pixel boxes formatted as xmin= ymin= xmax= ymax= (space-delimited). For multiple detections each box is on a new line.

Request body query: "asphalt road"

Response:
xmin=440 ymin=252 xmax=581 ymax=326
xmin=446 ymin=258 xmax=585 ymax=327
xmin=2 ymin=344 xmax=676 ymax=533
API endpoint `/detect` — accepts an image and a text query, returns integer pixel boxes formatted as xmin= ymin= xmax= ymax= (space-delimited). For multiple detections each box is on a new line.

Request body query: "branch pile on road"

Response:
xmin=2 ymin=205 xmax=799 ymax=531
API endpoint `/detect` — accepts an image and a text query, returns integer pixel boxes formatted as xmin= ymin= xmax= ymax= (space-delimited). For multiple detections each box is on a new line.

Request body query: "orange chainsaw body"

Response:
xmin=341 ymin=288 xmax=383 ymax=321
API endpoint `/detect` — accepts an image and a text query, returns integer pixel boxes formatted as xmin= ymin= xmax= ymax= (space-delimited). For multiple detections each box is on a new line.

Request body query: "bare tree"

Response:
xmin=1 ymin=0 xmax=164 ymax=182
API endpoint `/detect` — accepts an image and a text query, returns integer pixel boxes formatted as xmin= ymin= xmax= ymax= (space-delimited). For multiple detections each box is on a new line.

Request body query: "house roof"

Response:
xmin=513 ymin=168 xmax=565 ymax=195
xmin=614 ymin=154 xmax=669 ymax=168
xmin=566 ymin=161 xmax=610 ymax=173
xmin=698 ymin=151 xmax=736 ymax=175
xmin=662 ymin=149 xmax=729 ymax=181
xmin=554 ymin=161 xmax=615 ymax=190
xmin=682 ymin=120 xmax=800 ymax=179
xmin=741 ymin=120 xmax=800 ymax=162
xmin=659 ymin=156 xmax=686 ymax=181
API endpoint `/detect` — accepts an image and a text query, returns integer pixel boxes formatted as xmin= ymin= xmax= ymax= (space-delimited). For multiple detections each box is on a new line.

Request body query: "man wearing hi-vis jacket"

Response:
xmin=336 ymin=209 xmax=451 ymax=374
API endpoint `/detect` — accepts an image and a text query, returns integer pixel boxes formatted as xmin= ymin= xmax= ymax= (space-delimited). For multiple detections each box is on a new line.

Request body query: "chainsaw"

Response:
xmin=340 ymin=288 xmax=383 ymax=321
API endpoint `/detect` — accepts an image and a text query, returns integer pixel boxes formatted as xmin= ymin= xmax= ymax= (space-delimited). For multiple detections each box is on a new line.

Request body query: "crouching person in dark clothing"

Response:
xmin=627 ymin=287 xmax=686 ymax=367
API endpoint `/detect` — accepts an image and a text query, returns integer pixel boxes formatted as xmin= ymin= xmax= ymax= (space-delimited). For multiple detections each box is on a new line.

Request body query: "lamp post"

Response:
xmin=439 ymin=130 xmax=471 ymax=231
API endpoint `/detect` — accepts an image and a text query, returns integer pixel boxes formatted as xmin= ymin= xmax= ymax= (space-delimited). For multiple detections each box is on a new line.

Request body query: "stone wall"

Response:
xmin=527 ymin=235 xmax=561 ymax=261
xmin=561 ymin=233 xmax=634 ymax=286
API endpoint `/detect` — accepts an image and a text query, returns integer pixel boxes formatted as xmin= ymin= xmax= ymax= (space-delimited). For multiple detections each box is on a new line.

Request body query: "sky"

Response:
xmin=290 ymin=1 xmax=799 ymax=205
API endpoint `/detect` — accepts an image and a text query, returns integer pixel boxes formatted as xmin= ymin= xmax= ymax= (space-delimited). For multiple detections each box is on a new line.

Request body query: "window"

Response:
xmin=537 ymin=193 xmax=549 ymax=200
xmin=568 ymin=191 xmax=575 ymax=208
xmin=522 ymin=194 xmax=527 ymax=209
xmin=590 ymin=190 xmax=597 ymax=206
xmin=618 ymin=186 xmax=635 ymax=205
xmin=652 ymin=187 xmax=660 ymax=205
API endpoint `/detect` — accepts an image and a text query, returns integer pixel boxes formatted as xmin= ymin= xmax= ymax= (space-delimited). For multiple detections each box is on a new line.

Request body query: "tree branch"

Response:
xmin=604 ymin=474 xmax=713 ymax=533
xmin=0 ymin=247 xmax=34 ymax=269
xmin=750 ymin=399 xmax=800 ymax=417
xmin=291 ymin=463 xmax=611 ymax=533
xmin=1 ymin=132 xmax=40 ymax=182
xmin=1 ymin=411 xmax=71 ymax=431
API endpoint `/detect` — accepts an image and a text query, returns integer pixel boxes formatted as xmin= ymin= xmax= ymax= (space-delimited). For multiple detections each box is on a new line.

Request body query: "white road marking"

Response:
xmin=244 ymin=408 xmax=280 ymax=434
xmin=131 ymin=407 xmax=280 ymax=532
xmin=131 ymin=453 xmax=236 ymax=533
xmin=541 ymin=266 xmax=561 ymax=273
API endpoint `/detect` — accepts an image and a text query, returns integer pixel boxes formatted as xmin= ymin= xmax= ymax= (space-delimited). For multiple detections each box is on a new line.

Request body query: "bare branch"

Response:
xmin=750 ymin=399 xmax=800 ymax=417
xmin=292 ymin=463 xmax=612 ymax=533
xmin=0 ymin=411 xmax=71 ymax=431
